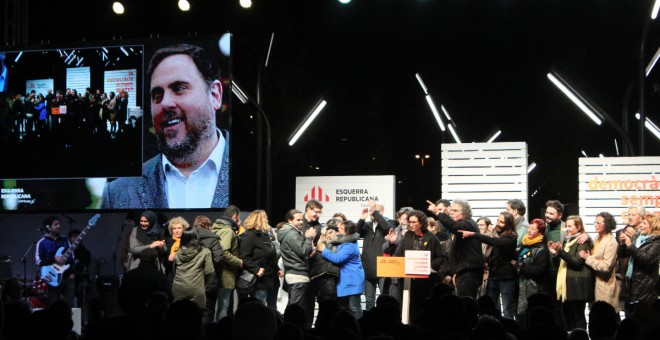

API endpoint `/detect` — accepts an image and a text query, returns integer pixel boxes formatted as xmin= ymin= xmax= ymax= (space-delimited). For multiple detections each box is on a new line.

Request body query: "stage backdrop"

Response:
xmin=579 ymin=156 xmax=660 ymax=233
xmin=441 ymin=142 xmax=528 ymax=220
xmin=295 ymin=175 xmax=396 ymax=221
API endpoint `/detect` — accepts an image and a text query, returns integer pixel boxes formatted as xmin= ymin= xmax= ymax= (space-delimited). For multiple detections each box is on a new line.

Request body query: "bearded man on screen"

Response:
xmin=102 ymin=44 xmax=229 ymax=209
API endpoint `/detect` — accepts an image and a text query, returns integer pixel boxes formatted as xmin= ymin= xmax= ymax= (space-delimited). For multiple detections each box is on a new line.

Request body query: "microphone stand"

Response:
xmin=20 ymin=240 xmax=36 ymax=304
xmin=62 ymin=214 xmax=77 ymax=234
xmin=112 ymin=222 xmax=127 ymax=277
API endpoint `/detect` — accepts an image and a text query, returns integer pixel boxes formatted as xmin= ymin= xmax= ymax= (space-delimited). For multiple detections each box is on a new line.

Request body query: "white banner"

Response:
xmin=295 ymin=175 xmax=396 ymax=221
xmin=579 ymin=156 xmax=660 ymax=232
xmin=66 ymin=67 xmax=90 ymax=95
xmin=104 ymin=69 xmax=137 ymax=108
xmin=442 ymin=142 xmax=528 ymax=220
xmin=25 ymin=79 xmax=54 ymax=97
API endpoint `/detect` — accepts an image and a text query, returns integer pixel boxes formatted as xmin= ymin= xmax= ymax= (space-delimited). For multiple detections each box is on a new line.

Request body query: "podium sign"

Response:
xmin=404 ymin=250 xmax=431 ymax=275
xmin=377 ymin=256 xmax=428 ymax=278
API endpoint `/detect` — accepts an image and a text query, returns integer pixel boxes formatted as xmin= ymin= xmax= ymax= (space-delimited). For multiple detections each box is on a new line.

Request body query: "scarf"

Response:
xmin=136 ymin=210 xmax=163 ymax=246
xmin=170 ymin=237 xmax=181 ymax=257
xmin=626 ymin=233 xmax=651 ymax=279
xmin=522 ymin=234 xmax=544 ymax=246
xmin=556 ymin=234 xmax=579 ymax=302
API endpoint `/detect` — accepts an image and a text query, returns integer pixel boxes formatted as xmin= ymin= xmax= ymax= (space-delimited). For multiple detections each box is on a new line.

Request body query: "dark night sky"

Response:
xmin=4 ymin=0 xmax=659 ymax=217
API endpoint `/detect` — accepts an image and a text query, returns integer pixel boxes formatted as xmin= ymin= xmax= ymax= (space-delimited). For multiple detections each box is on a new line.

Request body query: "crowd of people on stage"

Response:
xmin=1 ymin=199 xmax=660 ymax=340
xmin=0 ymin=87 xmax=134 ymax=139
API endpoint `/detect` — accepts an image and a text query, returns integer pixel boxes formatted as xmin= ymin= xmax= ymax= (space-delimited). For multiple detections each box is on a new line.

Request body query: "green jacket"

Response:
xmin=211 ymin=218 xmax=242 ymax=289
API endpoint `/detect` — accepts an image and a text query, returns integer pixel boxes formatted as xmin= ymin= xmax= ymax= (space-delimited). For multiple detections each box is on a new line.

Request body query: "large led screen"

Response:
xmin=0 ymin=35 xmax=232 ymax=211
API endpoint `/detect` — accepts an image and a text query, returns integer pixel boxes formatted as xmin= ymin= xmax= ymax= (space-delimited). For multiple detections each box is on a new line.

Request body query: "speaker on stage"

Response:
xmin=95 ymin=275 xmax=121 ymax=317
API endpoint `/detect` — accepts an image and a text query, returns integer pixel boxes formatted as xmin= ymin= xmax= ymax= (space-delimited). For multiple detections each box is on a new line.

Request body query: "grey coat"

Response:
xmin=101 ymin=130 xmax=229 ymax=209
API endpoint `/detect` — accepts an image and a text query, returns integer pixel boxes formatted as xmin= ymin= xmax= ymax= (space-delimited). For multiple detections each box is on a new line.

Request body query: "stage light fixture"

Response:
xmin=485 ymin=129 xmax=501 ymax=143
xmin=178 ymin=0 xmax=190 ymax=11
xmin=264 ymin=33 xmax=275 ymax=68
xmin=231 ymin=81 xmax=248 ymax=104
xmin=288 ymin=99 xmax=327 ymax=146
xmin=120 ymin=47 xmax=129 ymax=57
xmin=646 ymin=45 xmax=660 ymax=76
xmin=527 ymin=162 xmax=537 ymax=174
xmin=547 ymin=72 xmax=603 ymax=125
xmin=581 ymin=150 xmax=588 ymax=157
xmin=415 ymin=73 xmax=428 ymax=95
xmin=448 ymin=124 xmax=461 ymax=143
xmin=614 ymin=139 xmax=620 ymax=156
xmin=240 ymin=0 xmax=252 ymax=9
xmin=652 ymin=0 xmax=659 ymax=19
xmin=635 ymin=113 xmax=660 ymax=141
xmin=14 ymin=51 xmax=23 ymax=63
xmin=339 ymin=0 xmax=352 ymax=4
xmin=112 ymin=2 xmax=125 ymax=14
xmin=76 ymin=57 xmax=84 ymax=67
xmin=440 ymin=105 xmax=453 ymax=122
xmin=425 ymin=95 xmax=446 ymax=132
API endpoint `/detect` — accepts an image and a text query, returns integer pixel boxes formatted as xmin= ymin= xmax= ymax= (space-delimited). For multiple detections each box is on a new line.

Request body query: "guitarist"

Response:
xmin=35 ymin=216 xmax=75 ymax=306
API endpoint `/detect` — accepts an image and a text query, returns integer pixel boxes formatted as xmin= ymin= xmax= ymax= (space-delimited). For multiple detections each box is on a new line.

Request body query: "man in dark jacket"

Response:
xmin=277 ymin=209 xmax=316 ymax=327
xmin=435 ymin=199 xmax=484 ymax=298
xmin=356 ymin=200 xmax=395 ymax=311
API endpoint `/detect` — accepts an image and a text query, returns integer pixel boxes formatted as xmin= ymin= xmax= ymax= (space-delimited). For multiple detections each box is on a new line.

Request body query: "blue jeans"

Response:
xmin=340 ymin=294 xmax=363 ymax=319
xmin=215 ymin=288 xmax=234 ymax=322
xmin=364 ymin=277 xmax=385 ymax=311
xmin=486 ymin=278 xmax=517 ymax=319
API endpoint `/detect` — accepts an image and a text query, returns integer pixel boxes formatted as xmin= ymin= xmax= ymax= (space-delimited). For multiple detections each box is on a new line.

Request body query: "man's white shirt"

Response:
xmin=162 ymin=129 xmax=225 ymax=208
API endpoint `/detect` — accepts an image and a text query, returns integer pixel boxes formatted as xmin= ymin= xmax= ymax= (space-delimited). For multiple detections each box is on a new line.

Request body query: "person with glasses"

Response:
xmin=435 ymin=199 xmax=484 ymax=298
xmin=580 ymin=212 xmax=621 ymax=312
xmin=388 ymin=210 xmax=446 ymax=324
xmin=301 ymin=199 xmax=324 ymax=237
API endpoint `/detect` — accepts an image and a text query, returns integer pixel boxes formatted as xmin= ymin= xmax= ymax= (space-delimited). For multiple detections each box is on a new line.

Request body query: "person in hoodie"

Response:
xmin=317 ymin=219 xmax=365 ymax=319
xmin=277 ymin=209 xmax=317 ymax=327
xmin=192 ymin=215 xmax=223 ymax=323
xmin=211 ymin=205 xmax=242 ymax=321
xmin=172 ymin=225 xmax=215 ymax=320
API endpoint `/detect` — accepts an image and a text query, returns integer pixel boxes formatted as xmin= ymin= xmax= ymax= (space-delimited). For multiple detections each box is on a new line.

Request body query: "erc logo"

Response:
xmin=304 ymin=186 xmax=330 ymax=202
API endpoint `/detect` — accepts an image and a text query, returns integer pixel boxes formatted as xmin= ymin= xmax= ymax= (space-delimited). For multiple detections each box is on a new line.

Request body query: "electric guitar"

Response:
xmin=40 ymin=214 xmax=100 ymax=287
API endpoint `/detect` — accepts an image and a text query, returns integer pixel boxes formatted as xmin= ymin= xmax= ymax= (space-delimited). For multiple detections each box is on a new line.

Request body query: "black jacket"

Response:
xmin=619 ymin=235 xmax=660 ymax=303
xmin=357 ymin=210 xmax=395 ymax=279
xmin=436 ymin=213 xmax=484 ymax=276
xmin=474 ymin=232 xmax=517 ymax=281
xmin=391 ymin=230 xmax=447 ymax=277
xmin=239 ymin=229 xmax=279 ymax=289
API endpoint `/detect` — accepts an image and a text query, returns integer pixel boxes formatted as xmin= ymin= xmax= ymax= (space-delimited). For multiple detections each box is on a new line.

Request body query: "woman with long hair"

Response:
xmin=619 ymin=213 xmax=660 ymax=308
xmin=172 ymin=224 xmax=215 ymax=318
xmin=512 ymin=218 xmax=550 ymax=324
xmin=238 ymin=210 xmax=280 ymax=305
xmin=580 ymin=212 xmax=621 ymax=311
xmin=548 ymin=215 xmax=594 ymax=331
xmin=459 ymin=211 xmax=517 ymax=319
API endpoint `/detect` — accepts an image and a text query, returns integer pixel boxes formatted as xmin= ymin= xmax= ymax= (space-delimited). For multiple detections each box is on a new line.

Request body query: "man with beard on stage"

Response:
xmin=101 ymin=44 xmax=229 ymax=209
